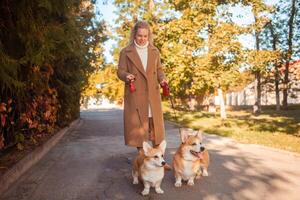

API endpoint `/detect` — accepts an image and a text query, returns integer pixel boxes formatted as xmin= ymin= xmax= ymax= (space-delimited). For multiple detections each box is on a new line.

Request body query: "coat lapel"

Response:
xmin=126 ymin=44 xmax=147 ymax=79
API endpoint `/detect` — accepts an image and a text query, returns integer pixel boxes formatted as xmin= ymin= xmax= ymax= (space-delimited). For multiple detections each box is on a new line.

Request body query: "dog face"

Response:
xmin=143 ymin=140 xmax=166 ymax=167
xmin=181 ymin=131 xmax=205 ymax=159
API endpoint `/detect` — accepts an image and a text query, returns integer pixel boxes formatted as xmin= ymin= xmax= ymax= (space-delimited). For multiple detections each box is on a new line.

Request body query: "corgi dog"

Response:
xmin=173 ymin=130 xmax=209 ymax=187
xmin=132 ymin=140 xmax=167 ymax=196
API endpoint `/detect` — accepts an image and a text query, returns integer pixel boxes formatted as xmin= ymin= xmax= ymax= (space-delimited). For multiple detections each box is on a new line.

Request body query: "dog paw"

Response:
xmin=202 ymin=170 xmax=208 ymax=177
xmin=187 ymin=180 xmax=194 ymax=186
xmin=174 ymin=182 xmax=182 ymax=187
xmin=141 ymin=190 xmax=149 ymax=196
xmin=155 ymin=188 xmax=164 ymax=194
xmin=133 ymin=179 xmax=138 ymax=184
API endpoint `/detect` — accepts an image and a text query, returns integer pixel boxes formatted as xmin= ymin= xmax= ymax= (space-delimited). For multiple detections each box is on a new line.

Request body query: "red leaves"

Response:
xmin=0 ymin=99 xmax=13 ymax=127
xmin=44 ymin=110 xmax=51 ymax=120
xmin=20 ymin=88 xmax=58 ymax=136
xmin=0 ymin=103 xmax=6 ymax=112
xmin=0 ymin=135 xmax=4 ymax=149
xmin=1 ymin=63 xmax=59 ymax=150
xmin=0 ymin=99 xmax=13 ymax=150
xmin=1 ymin=114 xmax=6 ymax=127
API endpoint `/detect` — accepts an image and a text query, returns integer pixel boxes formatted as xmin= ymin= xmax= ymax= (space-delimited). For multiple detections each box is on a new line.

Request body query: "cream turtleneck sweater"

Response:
xmin=134 ymin=40 xmax=152 ymax=117
xmin=134 ymin=40 xmax=148 ymax=71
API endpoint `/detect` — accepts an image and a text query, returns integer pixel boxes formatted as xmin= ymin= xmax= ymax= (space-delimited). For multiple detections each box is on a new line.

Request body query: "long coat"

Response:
xmin=117 ymin=43 xmax=166 ymax=147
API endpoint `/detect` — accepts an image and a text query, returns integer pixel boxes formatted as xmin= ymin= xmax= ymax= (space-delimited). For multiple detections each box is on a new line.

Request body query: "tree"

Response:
xmin=258 ymin=0 xmax=300 ymax=110
xmin=263 ymin=21 xmax=282 ymax=111
xmin=165 ymin=0 xmax=255 ymax=119
xmin=110 ymin=0 xmax=294 ymax=119
xmin=243 ymin=0 xmax=272 ymax=113
xmin=282 ymin=0 xmax=298 ymax=109
xmin=82 ymin=64 xmax=124 ymax=104
xmin=0 ymin=0 xmax=107 ymax=149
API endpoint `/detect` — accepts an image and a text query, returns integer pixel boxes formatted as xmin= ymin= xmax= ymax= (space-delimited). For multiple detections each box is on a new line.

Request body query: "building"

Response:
xmin=225 ymin=60 xmax=300 ymax=106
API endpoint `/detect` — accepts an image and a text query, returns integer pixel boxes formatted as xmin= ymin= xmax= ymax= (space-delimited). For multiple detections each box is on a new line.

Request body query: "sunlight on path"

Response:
xmin=81 ymin=97 xmax=120 ymax=110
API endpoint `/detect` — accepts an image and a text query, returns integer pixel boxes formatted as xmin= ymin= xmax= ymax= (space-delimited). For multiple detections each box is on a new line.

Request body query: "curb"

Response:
xmin=0 ymin=118 xmax=81 ymax=195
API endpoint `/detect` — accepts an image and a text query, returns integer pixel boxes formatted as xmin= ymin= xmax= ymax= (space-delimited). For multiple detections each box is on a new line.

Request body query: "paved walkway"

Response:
xmin=1 ymin=108 xmax=300 ymax=200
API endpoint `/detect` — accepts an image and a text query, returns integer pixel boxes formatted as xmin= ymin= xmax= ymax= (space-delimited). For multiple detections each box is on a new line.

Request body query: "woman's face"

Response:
xmin=135 ymin=28 xmax=149 ymax=46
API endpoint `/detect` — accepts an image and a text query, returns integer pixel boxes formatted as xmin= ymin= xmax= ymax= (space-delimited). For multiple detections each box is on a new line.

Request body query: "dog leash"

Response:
xmin=164 ymin=84 xmax=200 ymax=136
xmin=162 ymin=83 xmax=182 ymax=134
xmin=168 ymin=96 xmax=181 ymax=132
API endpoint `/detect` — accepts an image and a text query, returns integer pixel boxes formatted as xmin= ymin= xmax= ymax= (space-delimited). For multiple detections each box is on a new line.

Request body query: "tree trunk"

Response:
xmin=275 ymin=68 xmax=280 ymax=111
xmin=254 ymin=14 xmax=262 ymax=113
xmin=255 ymin=71 xmax=262 ymax=114
xmin=282 ymin=0 xmax=296 ymax=110
xmin=268 ymin=21 xmax=280 ymax=111
xmin=282 ymin=62 xmax=290 ymax=109
xmin=218 ymin=88 xmax=227 ymax=119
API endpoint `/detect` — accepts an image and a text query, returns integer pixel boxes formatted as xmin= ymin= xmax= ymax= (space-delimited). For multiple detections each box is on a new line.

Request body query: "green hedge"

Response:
xmin=0 ymin=0 xmax=106 ymax=150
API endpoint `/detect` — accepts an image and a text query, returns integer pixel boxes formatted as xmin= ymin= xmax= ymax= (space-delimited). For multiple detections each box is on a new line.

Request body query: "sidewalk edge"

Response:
xmin=0 ymin=118 xmax=81 ymax=195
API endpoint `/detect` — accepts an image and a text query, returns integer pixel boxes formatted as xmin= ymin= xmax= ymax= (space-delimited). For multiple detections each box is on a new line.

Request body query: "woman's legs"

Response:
xmin=136 ymin=118 xmax=154 ymax=152
xmin=132 ymin=119 xmax=155 ymax=162
xmin=148 ymin=117 xmax=156 ymax=146
xmin=136 ymin=118 xmax=154 ymax=153
xmin=148 ymin=117 xmax=171 ymax=170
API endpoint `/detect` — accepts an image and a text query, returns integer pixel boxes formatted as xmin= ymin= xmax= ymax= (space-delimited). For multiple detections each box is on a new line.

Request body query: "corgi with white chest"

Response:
xmin=132 ymin=140 xmax=167 ymax=196
xmin=173 ymin=131 xmax=209 ymax=187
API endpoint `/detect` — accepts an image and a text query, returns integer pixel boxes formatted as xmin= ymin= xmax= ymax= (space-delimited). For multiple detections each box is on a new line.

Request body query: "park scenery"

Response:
xmin=0 ymin=0 xmax=300 ymax=199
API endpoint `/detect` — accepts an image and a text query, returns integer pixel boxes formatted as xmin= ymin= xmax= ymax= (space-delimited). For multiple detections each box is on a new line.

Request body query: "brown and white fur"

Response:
xmin=132 ymin=140 xmax=167 ymax=196
xmin=173 ymin=131 xmax=209 ymax=187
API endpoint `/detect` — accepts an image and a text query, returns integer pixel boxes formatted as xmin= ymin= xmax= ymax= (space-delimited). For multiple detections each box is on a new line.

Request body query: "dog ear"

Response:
xmin=196 ymin=131 xmax=203 ymax=141
xmin=180 ymin=130 xmax=189 ymax=143
xmin=158 ymin=140 xmax=166 ymax=154
xmin=143 ymin=141 xmax=152 ymax=156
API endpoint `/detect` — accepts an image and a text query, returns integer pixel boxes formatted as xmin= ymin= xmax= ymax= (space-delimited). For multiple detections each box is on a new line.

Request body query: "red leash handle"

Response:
xmin=160 ymin=82 xmax=170 ymax=97
xmin=129 ymin=81 xmax=136 ymax=93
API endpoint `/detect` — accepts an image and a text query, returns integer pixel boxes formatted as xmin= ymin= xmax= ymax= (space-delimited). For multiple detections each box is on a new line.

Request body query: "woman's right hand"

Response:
xmin=126 ymin=74 xmax=135 ymax=82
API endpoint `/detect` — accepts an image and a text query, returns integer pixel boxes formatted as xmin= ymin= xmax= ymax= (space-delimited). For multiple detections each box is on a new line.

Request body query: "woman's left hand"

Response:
xmin=160 ymin=79 xmax=167 ymax=86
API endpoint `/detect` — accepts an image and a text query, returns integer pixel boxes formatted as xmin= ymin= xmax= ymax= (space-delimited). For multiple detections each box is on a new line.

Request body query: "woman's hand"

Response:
xmin=160 ymin=79 xmax=167 ymax=86
xmin=126 ymin=74 xmax=135 ymax=82
xmin=160 ymin=79 xmax=170 ymax=96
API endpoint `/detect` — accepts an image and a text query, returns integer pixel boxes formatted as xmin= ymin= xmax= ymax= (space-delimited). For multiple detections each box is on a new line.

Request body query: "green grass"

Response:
xmin=163 ymin=102 xmax=300 ymax=154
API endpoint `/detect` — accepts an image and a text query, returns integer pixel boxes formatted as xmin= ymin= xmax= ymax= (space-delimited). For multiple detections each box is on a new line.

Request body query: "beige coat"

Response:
xmin=117 ymin=43 xmax=166 ymax=147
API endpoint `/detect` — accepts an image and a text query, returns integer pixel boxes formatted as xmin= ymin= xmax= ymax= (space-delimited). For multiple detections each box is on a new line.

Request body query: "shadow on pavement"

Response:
xmin=98 ymin=146 xmax=289 ymax=200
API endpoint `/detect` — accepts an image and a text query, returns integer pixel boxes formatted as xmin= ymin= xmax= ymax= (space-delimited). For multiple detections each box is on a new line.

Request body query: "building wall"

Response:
xmin=225 ymin=80 xmax=300 ymax=106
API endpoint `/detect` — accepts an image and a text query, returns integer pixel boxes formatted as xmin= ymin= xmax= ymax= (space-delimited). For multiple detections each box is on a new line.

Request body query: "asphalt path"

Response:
xmin=1 ymin=107 xmax=300 ymax=200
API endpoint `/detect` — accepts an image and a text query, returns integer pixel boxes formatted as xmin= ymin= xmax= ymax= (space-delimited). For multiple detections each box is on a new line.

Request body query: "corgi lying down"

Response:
xmin=173 ymin=131 xmax=210 ymax=187
xmin=132 ymin=140 xmax=167 ymax=196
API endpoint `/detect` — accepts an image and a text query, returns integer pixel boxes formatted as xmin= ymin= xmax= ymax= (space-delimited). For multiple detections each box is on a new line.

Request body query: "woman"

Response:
xmin=117 ymin=21 xmax=167 ymax=150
